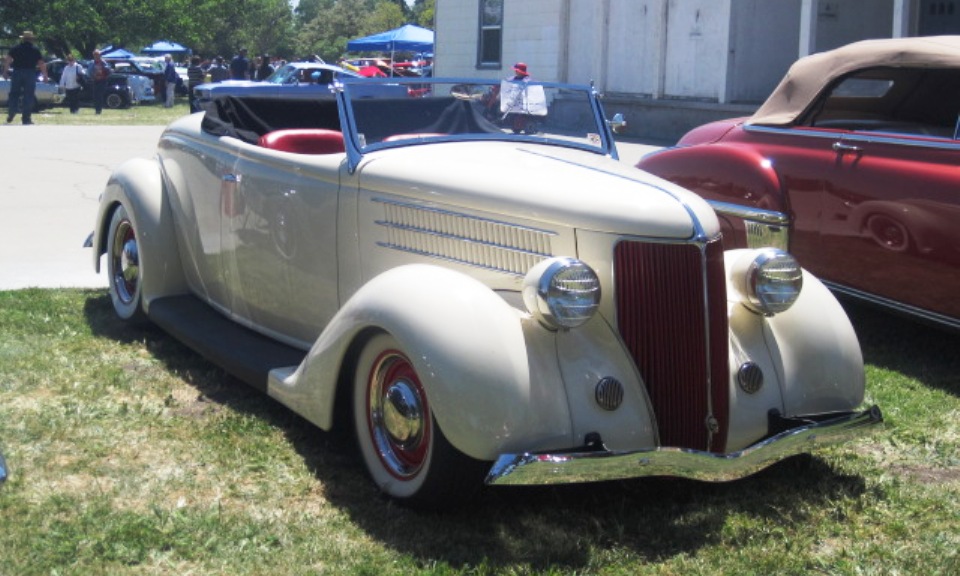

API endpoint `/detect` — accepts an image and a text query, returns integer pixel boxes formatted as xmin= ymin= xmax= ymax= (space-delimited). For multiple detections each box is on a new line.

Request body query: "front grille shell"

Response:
xmin=614 ymin=239 xmax=729 ymax=452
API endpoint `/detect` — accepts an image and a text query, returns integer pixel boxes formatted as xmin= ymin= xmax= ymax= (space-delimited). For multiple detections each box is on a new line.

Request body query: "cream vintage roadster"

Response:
xmin=91 ymin=77 xmax=882 ymax=509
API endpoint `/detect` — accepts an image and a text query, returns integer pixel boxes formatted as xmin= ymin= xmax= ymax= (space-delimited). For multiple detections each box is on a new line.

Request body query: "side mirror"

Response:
xmin=607 ymin=113 xmax=627 ymax=134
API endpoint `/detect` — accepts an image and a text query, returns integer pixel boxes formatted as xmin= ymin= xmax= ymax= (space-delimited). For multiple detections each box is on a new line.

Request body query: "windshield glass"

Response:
xmin=267 ymin=64 xmax=358 ymax=85
xmin=341 ymin=78 xmax=610 ymax=154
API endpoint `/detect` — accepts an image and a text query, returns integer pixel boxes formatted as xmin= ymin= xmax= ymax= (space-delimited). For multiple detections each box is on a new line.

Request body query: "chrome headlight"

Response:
xmin=523 ymin=257 xmax=601 ymax=329
xmin=732 ymin=248 xmax=803 ymax=315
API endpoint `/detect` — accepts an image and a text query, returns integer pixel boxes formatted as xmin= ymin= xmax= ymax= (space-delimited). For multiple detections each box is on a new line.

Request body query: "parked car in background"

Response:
xmin=193 ymin=62 xmax=364 ymax=103
xmin=637 ymin=36 xmax=960 ymax=331
xmin=107 ymin=57 xmax=167 ymax=98
xmin=0 ymin=75 xmax=62 ymax=110
xmin=47 ymin=59 xmax=154 ymax=107
xmin=91 ymin=77 xmax=881 ymax=509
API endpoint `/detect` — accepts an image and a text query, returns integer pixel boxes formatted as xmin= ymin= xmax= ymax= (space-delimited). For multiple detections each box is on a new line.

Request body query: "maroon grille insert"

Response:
xmin=614 ymin=240 xmax=729 ymax=452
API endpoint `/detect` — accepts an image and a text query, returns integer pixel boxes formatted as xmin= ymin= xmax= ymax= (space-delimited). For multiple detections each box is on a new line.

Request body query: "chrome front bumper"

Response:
xmin=485 ymin=405 xmax=882 ymax=486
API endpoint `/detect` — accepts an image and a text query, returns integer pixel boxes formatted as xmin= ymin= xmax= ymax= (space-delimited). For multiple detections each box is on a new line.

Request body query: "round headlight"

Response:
xmin=523 ymin=257 xmax=601 ymax=329
xmin=734 ymin=248 xmax=803 ymax=315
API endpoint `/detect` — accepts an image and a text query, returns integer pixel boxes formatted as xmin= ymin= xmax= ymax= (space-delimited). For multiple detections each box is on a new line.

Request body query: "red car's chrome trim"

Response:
xmin=744 ymin=124 xmax=960 ymax=150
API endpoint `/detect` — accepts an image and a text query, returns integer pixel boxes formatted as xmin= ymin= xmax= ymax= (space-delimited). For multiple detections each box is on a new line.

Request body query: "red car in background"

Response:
xmin=637 ymin=36 xmax=960 ymax=330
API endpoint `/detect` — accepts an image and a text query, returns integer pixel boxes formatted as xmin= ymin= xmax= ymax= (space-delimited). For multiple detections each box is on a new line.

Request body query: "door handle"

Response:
xmin=832 ymin=141 xmax=862 ymax=154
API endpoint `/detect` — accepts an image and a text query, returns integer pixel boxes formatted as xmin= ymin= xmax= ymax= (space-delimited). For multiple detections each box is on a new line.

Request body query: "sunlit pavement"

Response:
xmin=0 ymin=124 xmax=165 ymax=290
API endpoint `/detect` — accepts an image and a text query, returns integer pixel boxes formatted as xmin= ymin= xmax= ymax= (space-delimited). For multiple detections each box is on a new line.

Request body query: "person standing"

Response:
xmin=88 ymin=50 xmax=112 ymax=115
xmin=208 ymin=56 xmax=229 ymax=82
xmin=58 ymin=54 xmax=85 ymax=114
xmin=162 ymin=54 xmax=178 ymax=107
xmin=3 ymin=31 xmax=48 ymax=125
xmin=255 ymin=54 xmax=274 ymax=81
xmin=186 ymin=55 xmax=205 ymax=112
xmin=229 ymin=48 xmax=249 ymax=80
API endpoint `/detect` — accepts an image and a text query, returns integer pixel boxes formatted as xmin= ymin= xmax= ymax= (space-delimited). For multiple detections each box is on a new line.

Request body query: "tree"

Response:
xmin=0 ymin=0 xmax=293 ymax=61
xmin=295 ymin=0 xmax=378 ymax=62
xmin=411 ymin=0 xmax=435 ymax=29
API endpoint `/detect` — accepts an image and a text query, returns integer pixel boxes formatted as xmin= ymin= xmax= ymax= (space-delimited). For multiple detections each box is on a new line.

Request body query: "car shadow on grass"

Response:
xmin=841 ymin=298 xmax=960 ymax=397
xmin=83 ymin=291 xmax=873 ymax=570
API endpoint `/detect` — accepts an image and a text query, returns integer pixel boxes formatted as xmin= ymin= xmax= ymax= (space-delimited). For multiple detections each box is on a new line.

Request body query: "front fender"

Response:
xmin=638 ymin=144 xmax=788 ymax=247
xmin=723 ymin=250 xmax=865 ymax=452
xmin=268 ymin=264 xmax=574 ymax=461
xmin=93 ymin=156 xmax=188 ymax=311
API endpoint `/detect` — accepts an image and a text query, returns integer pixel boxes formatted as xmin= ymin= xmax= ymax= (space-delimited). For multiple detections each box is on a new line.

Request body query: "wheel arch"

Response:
xmin=93 ymin=157 xmax=188 ymax=312
xmin=269 ymin=264 xmax=571 ymax=462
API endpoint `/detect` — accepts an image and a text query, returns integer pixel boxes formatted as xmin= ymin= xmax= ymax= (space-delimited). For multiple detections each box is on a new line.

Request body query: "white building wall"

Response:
xmin=663 ymin=0 xmax=731 ymax=100
xmin=505 ymin=0 xmax=565 ymax=81
xmin=815 ymin=0 xmax=895 ymax=51
xmin=605 ymin=0 xmax=665 ymax=95
xmin=567 ymin=1 xmax=608 ymax=86
xmin=728 ymin=0 xmax=802 ymax=103
xmin=434 ymin=0 xmax=478 ymax=77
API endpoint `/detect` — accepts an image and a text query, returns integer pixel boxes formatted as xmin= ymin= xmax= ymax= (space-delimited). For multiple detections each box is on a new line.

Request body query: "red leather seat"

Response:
xmin=258 ymin=129 xmax=345 ymax=154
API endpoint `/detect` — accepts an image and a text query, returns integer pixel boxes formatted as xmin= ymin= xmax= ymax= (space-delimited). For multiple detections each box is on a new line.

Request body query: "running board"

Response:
xmin=147 ymin=295 xmax=306 ymax=391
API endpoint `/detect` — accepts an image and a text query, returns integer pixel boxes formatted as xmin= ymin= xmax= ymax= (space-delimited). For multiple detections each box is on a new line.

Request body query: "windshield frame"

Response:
xmin=336 ymin=77 xmax=619 ymax=173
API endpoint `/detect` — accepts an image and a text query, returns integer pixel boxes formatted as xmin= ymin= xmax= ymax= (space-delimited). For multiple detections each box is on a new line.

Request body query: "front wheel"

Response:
xmin=106 ymin=205 xmax=145 ymax=322
xmin=353 ymin=332 xmax=488 ymax=509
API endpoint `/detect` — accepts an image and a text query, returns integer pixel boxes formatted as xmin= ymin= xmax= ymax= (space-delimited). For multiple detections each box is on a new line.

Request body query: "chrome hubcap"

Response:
xmin=112 ymin=220 xmax=139 ymax=304
xmin=368 ymin=351 xmax=429 ymax=479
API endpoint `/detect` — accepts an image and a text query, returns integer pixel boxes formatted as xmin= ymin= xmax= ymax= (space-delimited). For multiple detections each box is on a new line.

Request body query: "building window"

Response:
xmin=478 ymin=0 xmax=503 ymax=68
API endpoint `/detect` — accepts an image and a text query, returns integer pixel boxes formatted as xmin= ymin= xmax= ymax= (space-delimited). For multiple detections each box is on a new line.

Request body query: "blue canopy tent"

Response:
xmin=100 ymin=47 xmax=137 ymax=59
xmin=141 ymin=40 xmax=191 ymax=57
xmin=347 ymin=24 xmax=434 ymax=75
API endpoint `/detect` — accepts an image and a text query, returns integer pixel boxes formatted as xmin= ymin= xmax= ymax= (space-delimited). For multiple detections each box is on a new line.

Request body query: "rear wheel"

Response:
xmin=353 ymin=332 xmax=488 ymax=509
xmin=106 ymin=205 xmax=145 ymax=322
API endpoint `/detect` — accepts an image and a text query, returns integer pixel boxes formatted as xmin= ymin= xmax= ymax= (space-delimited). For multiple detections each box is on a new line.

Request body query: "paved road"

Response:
xmin=0 ymin=125 xmax=165 ymax=290
xmin=0 ymin=124 xmax=659 ymax=291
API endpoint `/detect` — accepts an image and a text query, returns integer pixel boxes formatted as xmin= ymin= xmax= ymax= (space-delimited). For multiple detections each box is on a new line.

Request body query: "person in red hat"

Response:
xmin=482 ymin=62 xmax=533 ymax=127
xmin=511 ymin=62 xmax=530 ymax=81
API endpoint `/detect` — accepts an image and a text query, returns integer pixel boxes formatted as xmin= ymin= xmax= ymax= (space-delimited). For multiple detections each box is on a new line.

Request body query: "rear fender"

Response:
xmin=93 ymin=157 xmax=188 ymax=311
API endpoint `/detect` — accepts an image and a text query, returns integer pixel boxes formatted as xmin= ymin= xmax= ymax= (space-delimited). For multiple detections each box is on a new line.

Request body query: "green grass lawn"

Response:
xmin=0 ymin=289 xmax=957 ymax=575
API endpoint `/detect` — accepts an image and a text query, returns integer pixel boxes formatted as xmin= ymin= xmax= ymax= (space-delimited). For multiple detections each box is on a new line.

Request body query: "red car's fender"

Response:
xmin=637 ymin=142 xmax=788 ymax=248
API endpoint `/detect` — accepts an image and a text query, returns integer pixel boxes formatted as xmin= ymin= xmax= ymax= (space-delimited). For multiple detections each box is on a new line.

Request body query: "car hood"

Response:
xmin=196 ymin=80 xmax=269 ymax=90
xmin=356 ymin=141 xmax=718 ymax=240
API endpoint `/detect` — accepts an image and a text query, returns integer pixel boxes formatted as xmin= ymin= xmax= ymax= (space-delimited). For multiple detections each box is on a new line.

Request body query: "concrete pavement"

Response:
xmin=0 ymin=124 xmax=659 ymax=291
xmin=0 ymin=124 xmax=165 ymax=290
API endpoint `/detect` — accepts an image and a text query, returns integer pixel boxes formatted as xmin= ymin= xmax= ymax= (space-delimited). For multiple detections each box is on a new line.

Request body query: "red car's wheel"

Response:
xmin=106 ymin=205 xmax=145 ymax=322
xmin=352 ymin=332 xmax=487 ymax=509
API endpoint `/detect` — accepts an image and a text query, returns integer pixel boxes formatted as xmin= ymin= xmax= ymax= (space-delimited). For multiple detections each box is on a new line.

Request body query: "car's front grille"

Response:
xmin=614 ymin=239 xmax=729 ymax=452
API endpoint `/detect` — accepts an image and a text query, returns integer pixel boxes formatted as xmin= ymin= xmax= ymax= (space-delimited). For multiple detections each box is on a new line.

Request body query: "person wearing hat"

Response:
xmin=3 ymin=31 xmax=48 ymax=125
xmin=511 ymin=62 xmax=530 ymax=81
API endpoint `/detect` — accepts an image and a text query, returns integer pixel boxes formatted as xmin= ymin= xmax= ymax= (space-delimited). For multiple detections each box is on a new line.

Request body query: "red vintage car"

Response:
xmin=637 ymin=36 xmax=960 ymax=330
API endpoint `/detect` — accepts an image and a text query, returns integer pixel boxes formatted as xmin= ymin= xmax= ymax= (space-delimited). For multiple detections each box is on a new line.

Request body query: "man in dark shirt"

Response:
xmin=3 ymin=31 xmax=48 ymax=125
xmin=229 ymin=48 xmax=249 ymax=80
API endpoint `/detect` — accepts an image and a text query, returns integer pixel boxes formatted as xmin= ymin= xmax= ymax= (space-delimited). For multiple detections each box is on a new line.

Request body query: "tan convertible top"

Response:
xmin=748 ymin=35 xmax=960 ymax=126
